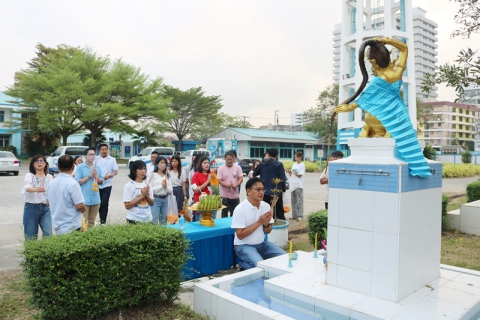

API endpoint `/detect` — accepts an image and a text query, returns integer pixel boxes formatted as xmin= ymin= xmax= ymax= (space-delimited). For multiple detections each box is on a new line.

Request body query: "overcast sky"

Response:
xmin=1 ymin=0 xmax=478 ymax=127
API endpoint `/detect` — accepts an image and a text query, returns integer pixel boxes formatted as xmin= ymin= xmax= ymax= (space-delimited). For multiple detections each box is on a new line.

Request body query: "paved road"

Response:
xmin=0 ymin=165 xmax=477 ymax=271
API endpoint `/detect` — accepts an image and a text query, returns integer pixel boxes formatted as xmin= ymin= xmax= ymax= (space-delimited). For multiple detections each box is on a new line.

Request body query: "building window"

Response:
xmin=0 ymin=134 xmax=9 ymax=147
xmin=452 ymin=115 xmax=456 ymax=120
xmin=279 ymin=148 xmax=292 ymax=159
xmin=459 ymin=109 xmax=463 ymax=114
xmin=0 ymin=111 xmax=4 ymax=122
xmin=250 ymin=147 xmax=265 ymax=158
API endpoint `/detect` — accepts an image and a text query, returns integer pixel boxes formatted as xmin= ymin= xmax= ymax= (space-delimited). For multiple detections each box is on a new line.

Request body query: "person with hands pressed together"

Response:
xmin=150 ymin=156 xmax=173 ymax=224
xmin=191 ymin=155 xmax=213 ymax=202
xmin=75 ymin=147 xmax=104 ymax=229
xmin=123 ymin=160 xmax=154 ymax=224
xmin=217 ymin=151 xmax=243 ymax=218
xmin=231 ymin=177 xmax=286 ymax=270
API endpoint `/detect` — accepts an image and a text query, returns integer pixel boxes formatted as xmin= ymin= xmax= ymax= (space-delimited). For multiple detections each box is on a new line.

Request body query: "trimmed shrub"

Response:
xmin=281 ymin=160 xmax=324 ymax=173
xmin=22 ymin=224 xmax=190 ymax=320
xmin=442 ymin=194 xmax=449 ymax=230
xmin=462 ymin=150 xmax=472 ymax=164
xmin=423 ymin=144 xmax=437 ymax=160
xmin=307 ymin=210 xmax=328 ymax=245
xmin=0 ymin=145 xmax=18 ymax=156
xmin=442 ymin=163 xmax=480 ymax=178
xmin=467 ymin=181 xmax=480 ymax=202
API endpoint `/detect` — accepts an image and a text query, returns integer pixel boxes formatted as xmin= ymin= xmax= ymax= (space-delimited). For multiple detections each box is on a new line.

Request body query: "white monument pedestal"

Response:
xmin=326 ymin=138 xmax=443 ymax=302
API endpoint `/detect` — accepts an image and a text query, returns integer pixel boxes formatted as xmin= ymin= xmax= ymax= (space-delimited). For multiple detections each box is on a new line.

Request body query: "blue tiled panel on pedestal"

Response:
xmin=328 ymin=162 xmax=441 ymax=193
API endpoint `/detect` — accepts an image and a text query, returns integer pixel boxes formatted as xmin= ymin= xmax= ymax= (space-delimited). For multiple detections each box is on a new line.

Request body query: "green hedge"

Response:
xmin=442 ymin=163 xmax=480 ymax=178
xmin=307 ymin=210 xmax=328 ymax=246
xmin=22 ymin=224 xmax=190 ymax=320
xmin=281 ymin=160 xmax=325 ymax=173
xmin=467 ymin=181 xmax=480 ymax=202
xmin=442 ymin=194 xmax=449 ymax=230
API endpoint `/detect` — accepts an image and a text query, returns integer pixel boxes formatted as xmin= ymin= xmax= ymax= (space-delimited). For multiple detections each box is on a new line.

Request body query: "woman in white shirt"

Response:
xmin=21 ymin=155 xmax=53 ymax=239
xmin=150 ymin=156 xmax=173 ymax=224
xmin=286 ymin=151 xmax=306 ymax=221
xmin=123 ymin=160 xmax=154 ymax=224
xmin=169 ymin=155 xmax=186 ymax=213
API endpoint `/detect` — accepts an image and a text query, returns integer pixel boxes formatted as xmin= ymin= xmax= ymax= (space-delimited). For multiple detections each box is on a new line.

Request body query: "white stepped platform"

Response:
xmin=195 ymin=251 xmax=480 ymax=319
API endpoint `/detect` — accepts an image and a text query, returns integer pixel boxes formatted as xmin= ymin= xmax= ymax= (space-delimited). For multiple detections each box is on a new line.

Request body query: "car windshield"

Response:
xmin=52 ymin=147 xmax=63 ymax=156
xmin=0 ymin=152 xmax=15 ymax=158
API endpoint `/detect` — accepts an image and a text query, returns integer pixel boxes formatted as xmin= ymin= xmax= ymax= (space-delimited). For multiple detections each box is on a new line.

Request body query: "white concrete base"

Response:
xmin=446 ymin=200 xmax=480 ymax=236
xmin=194 ymin=251 xmax=480 ymax=320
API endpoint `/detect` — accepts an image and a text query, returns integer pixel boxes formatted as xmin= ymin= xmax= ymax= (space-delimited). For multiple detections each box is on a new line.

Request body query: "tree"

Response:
xmin=131 ymin=130 xmax=159 ymax=149
xmin=421 ymin=0 xmax=480 ymax=101
xmin=161 ymin=86 xmax=222 ymax=149
xmin=416 ymin=99 xmax=442 ymax=133
xmin=190 ymin=112 xmax=253 ymax=141
xmin=303 ymin=84 xmax=339 ymax=144
xmin=6 ymin=43 xmax=170 ymax=146
xmin=83 ymin=131 xmax=107 ymax=147
xmin=6 ymin=44 xmax=85 ymax=145
xmin=423 ymin=144 xmax=437 ymax=160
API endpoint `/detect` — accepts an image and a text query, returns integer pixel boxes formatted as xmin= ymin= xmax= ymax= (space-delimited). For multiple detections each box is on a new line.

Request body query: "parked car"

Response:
xmin=0 ymin=151 xmax=20 ymax=176
xmin=181 ymin=149 xmax=213 ymax=168
xmin=127 ymin=147 xmax=174 ymax=167
xmin=214 ymin=154 xmax=255 ymax=175
xmin=47 ymin=146 xmax=88 ymax=175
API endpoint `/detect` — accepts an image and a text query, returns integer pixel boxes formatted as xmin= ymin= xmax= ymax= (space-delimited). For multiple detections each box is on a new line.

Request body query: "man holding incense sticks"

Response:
xmin=231 ymin=177 xmax=286 ymax=270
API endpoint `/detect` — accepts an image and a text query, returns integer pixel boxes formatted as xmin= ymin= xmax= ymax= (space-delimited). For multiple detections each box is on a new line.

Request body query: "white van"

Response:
xmin=127 ymin=147 xmax=174 ymax=167
xmin=47 ymin=146 xmax=88 ymax=175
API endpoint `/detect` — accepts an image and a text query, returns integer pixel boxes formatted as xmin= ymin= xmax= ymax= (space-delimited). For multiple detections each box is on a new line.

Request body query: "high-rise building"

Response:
xmin=417 ymin=101 xmax=480 ymax=149
xmin=332 ymin=1 xmax=438 ymax=151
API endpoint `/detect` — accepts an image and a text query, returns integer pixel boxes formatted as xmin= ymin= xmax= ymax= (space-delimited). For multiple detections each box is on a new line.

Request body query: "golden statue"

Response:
xmin=333 ymin=37 xmax=431 ymax=177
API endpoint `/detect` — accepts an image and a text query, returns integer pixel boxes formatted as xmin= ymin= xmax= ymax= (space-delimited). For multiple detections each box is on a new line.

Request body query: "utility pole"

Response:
xmin=241 ymin=116 xmax=249 ymax=127
xmin=274 ymin=110 xmax=279 ymax=131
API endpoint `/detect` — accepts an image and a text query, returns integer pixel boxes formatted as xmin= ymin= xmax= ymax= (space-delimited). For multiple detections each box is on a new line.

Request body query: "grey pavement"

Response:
xmin=0 ymin=165 xmax=476 ymax=271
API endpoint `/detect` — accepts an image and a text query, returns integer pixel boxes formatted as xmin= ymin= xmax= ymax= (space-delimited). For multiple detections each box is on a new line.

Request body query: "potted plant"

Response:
xmin=268 ymin=178 xmax=289 ymax=247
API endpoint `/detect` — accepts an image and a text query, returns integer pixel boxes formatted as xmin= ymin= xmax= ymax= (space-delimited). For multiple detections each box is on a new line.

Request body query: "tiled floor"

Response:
xmin=255 ymin=251 xmax=480 ymax=319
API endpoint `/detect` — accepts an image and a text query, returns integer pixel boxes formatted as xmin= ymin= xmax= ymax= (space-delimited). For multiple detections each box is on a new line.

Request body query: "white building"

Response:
xmin=461 ymin=83 xmax=480 ymax=105
xmin=332 ymin=0 xmax=437 ymax=152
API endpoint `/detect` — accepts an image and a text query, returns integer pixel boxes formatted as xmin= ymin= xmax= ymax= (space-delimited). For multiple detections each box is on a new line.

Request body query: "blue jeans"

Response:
xmin=23 ymin=203 xmax=52 ymax=240
xmin=234 ymin=241 xmax=286 ymax=270
xmin=151 ymin=197 xmax=168 ymax=224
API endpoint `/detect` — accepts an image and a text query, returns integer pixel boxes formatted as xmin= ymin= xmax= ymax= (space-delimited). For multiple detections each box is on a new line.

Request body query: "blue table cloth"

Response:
xmin=168 ymin=217 xmax=235 ymax=280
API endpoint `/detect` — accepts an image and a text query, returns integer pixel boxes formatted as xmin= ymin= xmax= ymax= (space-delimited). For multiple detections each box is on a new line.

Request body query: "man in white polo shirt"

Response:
xmin=231 ymin=177 xmax=285 ymax=270
xmin=96 ymin=144 xmax=119 ymax=224
xmin=46 ymin=155 xmax=86 ymax=234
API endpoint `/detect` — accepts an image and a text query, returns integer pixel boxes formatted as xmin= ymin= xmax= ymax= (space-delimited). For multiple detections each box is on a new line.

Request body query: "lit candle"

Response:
xmin=315 ymin=233 xmax=317 ymax=251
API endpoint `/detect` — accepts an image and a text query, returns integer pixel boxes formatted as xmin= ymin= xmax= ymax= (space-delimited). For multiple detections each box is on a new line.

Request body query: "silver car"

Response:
xmin=0 ymin=151 xmax=20 ymax=176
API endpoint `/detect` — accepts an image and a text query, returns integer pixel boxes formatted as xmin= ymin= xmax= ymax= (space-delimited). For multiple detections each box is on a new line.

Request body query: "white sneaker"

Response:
xmin=297 ymin=217 xmax=303 ymax=222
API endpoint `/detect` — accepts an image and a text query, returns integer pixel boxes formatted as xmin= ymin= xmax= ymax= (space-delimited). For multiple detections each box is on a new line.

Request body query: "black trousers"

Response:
xmin=99 ymin=186 xmax=112 ymax=224
xmin=221 ymin=197 xmax=240 ymax=218
xmin=263 ymin=194 xmax=285 ymax=220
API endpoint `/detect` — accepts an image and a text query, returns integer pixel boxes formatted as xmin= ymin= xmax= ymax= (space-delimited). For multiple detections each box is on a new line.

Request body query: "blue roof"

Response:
xmin=0 ymin=91 xmax=21 ymax=107
xmin=228 ymin=127 xmax=318 ymax=141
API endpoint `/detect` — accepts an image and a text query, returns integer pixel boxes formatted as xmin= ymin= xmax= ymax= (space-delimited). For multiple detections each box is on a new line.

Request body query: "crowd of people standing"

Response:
xmin=20 ymin=145 xmax=307 ymax=245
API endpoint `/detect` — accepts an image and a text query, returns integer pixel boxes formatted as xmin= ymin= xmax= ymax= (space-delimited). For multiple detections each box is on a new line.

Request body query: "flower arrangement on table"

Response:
xmin=270 ymin=178 xmax=283 ymax=223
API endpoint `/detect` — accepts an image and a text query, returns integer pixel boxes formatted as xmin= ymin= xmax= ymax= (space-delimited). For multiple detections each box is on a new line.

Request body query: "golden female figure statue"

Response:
xmin=334 ymin=37 xmax=431 ymax=177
